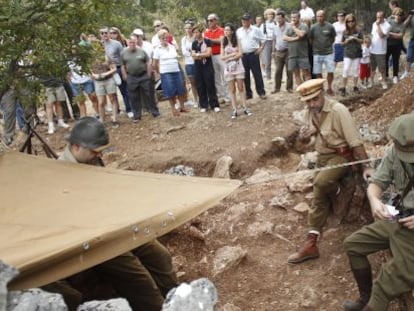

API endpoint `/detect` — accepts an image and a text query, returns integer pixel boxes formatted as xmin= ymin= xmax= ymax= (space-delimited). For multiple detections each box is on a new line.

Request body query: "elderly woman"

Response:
xmin=153 ymin=29 xmax=188 ymax=116
xmin=191 ymin=24 xmax=219 ymax=113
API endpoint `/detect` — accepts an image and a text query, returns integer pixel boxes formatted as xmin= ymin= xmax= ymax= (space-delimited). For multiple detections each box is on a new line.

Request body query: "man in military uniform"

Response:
xmin=48 ymin=117 xmax=178 ymax=310
xmin=343 ymin=113 xmax=414 ymax=311
xmin=288 ymin=79 xmax=373 ymax=264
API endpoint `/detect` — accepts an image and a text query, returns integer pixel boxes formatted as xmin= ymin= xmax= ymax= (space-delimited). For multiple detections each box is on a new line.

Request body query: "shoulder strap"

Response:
xmin=399 ymin=161 xmax=414 ymax=201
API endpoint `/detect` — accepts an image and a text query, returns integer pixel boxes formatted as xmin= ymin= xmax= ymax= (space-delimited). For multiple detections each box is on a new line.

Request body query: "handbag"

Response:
xmin=113 ymin=73 xmax=122 ymax=86
xmin=226 ymin=60 xmax=238 ymax=73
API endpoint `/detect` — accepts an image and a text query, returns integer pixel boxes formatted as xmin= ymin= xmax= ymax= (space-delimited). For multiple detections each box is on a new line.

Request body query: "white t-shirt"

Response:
xmin=140 ymin=41 xmax=154 ymax=60
xmin=370 ymin=20 xmax=391 ymax=55
xmin=153 ymin=44 xmax=180 ymax=74
xmin=236 ymin=25 xmax=266 ymax=54
xmin=299 ymin=7 xmax=315 ymax=20
xmin=361 ymin=46 xmax=370 ymax=64
xmin=333 ymin=21 xmax=346 ymax=44
xmin=181 ymin=36 xmax=195 ymax=65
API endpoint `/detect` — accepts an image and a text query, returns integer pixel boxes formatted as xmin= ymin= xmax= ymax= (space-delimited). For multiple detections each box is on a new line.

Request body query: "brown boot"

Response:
xmin=287 ymin=233 xmax=320 ymax=264
xmin=343 ymin=268 xmax=372 ymax=311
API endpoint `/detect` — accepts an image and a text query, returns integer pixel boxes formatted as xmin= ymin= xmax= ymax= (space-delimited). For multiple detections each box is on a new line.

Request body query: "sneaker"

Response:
xmin=105 ymin=105 xmax=113 ymax=113
xmin=184 ymin=100 xmax=194 ymax=107
xmin=381 ymin=82 xmax=388 ymax=90
xmin=259 ymin=94 xmax=267 ymax=100
xmin=353 ymin=86 xmax=360 ymax=94
xmin=339 ymin=87 xmax=346 ymax=97
xmin=48 ymin=123 xmax=55 ymax=134
xmin=200 ymin=108 xmax=207 ymax=113
xmin=214 ymin=107 xmax=221 ymax=113
xmin=231 ymin=109 xmax=237 ymax=120
xmin=127 ymin=112 xmax=134 ymax=119
xmin=174 ymin=102 xmax=180 ymax=110
xmin=378 ymin=76 xmax=383 ymax=81
xmin=57 ymin=120 xmax=69 ymax=129
xmin=400 ymin=71 xmax=410 ymax=80
xmin=367 ymin=81 xmax=373 ymax=89
xmin=224 ymin=97 xmax=231 ymax=104
xmin=95 ymin=114 xmax=100 ymax=119
xmin=111 ymin=121 xmax=120 ymax=129
xmin=393 ymin=76 xmax=398 ymax=84
xmin=132 ymin=116 xmax=141 ymax=123
xmin=360 ymin=82 xmax=367 ymax=89
xmin=243 ymin=108 xmax=252 ymax=116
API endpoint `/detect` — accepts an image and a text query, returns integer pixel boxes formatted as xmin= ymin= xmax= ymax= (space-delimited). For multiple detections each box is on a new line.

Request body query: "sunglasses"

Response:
xmin=100 ymin=31 xmax=108 ymax=35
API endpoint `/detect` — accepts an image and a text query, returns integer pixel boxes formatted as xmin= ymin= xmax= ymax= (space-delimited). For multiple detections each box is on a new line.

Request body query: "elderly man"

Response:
xmin=204 ymin=13 xmax=229 ymax=103
xmin=47 ymin=117 xmax=178 ymax=310
xmin=343 ymin=113 xmax=414 ymax=311
xmin=287 ymin=79 xmax=373 ymax=264
xmin=236 ymin=13 xmax=267 ymax=100
xmin=121 ymin=36 xmax=160 ymax=122
xmin=309 ymin=10 xmax=336 ymax=95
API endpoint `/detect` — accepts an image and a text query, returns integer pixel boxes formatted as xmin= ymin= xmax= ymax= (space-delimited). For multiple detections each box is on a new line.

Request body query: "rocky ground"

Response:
xmin=3 ymin=68 xmax=414 ymax=310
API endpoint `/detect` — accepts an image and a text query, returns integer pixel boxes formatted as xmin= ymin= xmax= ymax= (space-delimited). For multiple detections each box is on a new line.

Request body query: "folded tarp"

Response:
xmin=0 ymin=152 xmax=241 ymax=290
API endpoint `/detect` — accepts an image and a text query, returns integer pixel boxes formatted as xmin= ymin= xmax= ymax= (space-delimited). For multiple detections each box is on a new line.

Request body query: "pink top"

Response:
xmin=223 ymin=45 xmax=245 ymax=76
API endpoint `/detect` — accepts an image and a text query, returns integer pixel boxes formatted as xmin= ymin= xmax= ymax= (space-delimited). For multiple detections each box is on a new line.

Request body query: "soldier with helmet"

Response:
xmin=343 ymin=113 xmax=414 ymax=311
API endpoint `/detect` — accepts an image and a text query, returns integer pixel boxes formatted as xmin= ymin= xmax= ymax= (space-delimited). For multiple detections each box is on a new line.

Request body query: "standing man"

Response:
xmin=284 ymin=11 xmax=311 ymax=87
xmin=299 ymin=0 xmax=315 ymax=21
xmin=236 ymin=13 xmax=267 ymax=100
xmin=369 ymin=11 xmax=391 ymax=89
xmin=272 ymin=10 xmax=293 ymax=93
xmin=287 ymin=79 xmax=373 ymax=264
xmin=261 ymin=9 xmax=277 ymax=80
xmin=309 ymin=10 xmax=336 ymax=95
xmin=343 ymin=113 xmax=414 ymax=311
xmin=100 ymin=26 xmax=132 ymax=117
xmin=53 ymin=116 xmax=178 ymax=310
xmin=121 ymin=36 xmax=160 ymax=122
xmin=204 ymin=13 xmax=229 ymax=103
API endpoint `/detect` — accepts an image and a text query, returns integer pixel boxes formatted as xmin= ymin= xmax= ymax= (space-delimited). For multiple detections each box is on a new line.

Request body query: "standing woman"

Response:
xmin=110 ymin=27 xmax=128 ymax=47
xmin=221 ymin=23 xmax=252 ymax=119
xmin=191 ymin=24 xmax=220 ymax=113
xmin=386 ymin=7 xmax=405 ymax=84
xmin=333 ymin=11 xmax=346 ymax=67
xmin=181 ymin=20 xmax=199 ymax=106
xmin=339 ymin=14 xmax=363 ymax=96
xmin=153 ymin=29 xmax=188 ymax=116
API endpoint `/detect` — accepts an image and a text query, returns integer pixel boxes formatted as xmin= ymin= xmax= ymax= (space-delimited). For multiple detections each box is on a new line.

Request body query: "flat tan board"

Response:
xmin=0 ymin=152 xmax=240 ymax=290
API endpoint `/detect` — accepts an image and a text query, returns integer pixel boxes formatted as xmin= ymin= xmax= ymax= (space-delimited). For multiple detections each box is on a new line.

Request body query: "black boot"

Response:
xmin=343 ymin=268 xmax=372 ymax=311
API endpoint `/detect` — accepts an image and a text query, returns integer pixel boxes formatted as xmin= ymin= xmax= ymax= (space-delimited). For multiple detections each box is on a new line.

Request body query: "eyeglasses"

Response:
xmin=154 ymin=24 xmax=162 ymax=28
xmin=109 ymin=31 xmax=117 ymax=34
xmin=100 ymin=31 xmax=108 ymax=35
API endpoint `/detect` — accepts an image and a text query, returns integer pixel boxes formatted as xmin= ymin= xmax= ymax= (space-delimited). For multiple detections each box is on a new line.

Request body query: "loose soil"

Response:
xmin=5 ymin=72 xmax=414 ymax=310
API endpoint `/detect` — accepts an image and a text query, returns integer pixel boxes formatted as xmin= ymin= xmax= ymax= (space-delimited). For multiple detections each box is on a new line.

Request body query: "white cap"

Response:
xmin=133 ymin=28 xmax=144 ymax=36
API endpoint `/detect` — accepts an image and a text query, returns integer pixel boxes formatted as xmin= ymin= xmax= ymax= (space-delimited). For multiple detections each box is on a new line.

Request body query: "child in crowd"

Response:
xmin=360 ymin=36 xmax=372 ymax=88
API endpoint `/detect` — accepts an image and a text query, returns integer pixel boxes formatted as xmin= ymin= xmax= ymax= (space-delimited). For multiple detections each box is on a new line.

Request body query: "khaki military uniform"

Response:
xmin=305 ymin=98 xmax=364 ymax=233
xmin=44 ymin=147 xmax=178 ymax=310
xmin=344 ymin=146 xmax=414 ymax=311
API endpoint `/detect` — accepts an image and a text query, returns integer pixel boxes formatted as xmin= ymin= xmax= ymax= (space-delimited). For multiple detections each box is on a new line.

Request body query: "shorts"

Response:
xmin=45 ymin=86 xmax=66 ymax=104
xmin=342 ymin=57 xmax=360 ymax=78
xmin=160 ymin=71 xmax=185 ymax=99
xmin=406 ymin=38 xmax=414 ymax=62
xmin=360 ymin=63 xmax=371 ymax=79
xmin=94 ymin=78 xmax=117 ymax=96
xmin=71 ymin=80 xmax=95 ymax=97
xmin=288 ymin=57 xmax=310 ymax=71
xmin=313 ymin=53 xmax=335 ymax=74
xmin=334 ymin=44 xmax=344 ymax=63
xmin=185 ymin=64 xmax=195 ymax=78
xmin=370 ymin=53 xmax=386 ymax=72
xmin=225 ymin=73 xmax=245 ymax=82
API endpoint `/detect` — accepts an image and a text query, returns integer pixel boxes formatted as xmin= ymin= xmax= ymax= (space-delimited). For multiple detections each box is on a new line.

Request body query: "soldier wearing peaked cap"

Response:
xmin=343 ymin=113 xmax=414 ymax=311
xmin=288 ymin=79 xmax=373 ymax=264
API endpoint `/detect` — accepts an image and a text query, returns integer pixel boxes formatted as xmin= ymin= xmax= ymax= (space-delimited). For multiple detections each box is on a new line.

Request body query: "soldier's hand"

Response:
xmin=362 ymin=167 xmax=374 ymax=181
xmin=398 ymin=215 xmax=414 ymax=230
xmin=370 ymin=198 xmax=391 ymax=220
xmin=298 ymin=126 xmax=315 ymax=141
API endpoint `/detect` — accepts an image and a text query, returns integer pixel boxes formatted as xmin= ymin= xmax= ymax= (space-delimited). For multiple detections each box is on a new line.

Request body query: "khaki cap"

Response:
xmin=296 ymin=78 xmax=326 ymax=101
xmin=388 ymin=113 xmax=414 ymax=163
